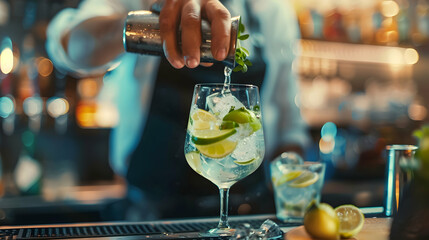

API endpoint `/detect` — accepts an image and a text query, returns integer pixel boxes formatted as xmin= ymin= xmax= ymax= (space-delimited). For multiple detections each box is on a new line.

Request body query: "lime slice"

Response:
xmin=288 ymin=171 xmax=319 ymax=188
xmin=234 ymin=158 xmax=256 ymax=165
xmin=223 ymin=107 xmax=261 ymax=132
xmin=191 ymin=109 xmax=217 ymax=130
xmin=272 ymin=170 xmax=303 ymax=186
xmin=304 ymin=203 xmax=340 ymax=240
xmin=191 ymin=129 xmax=236 ymax=145
xmin=220 ymin=121 xmax=239 ymax=130
xmin=334 ymin=205 xmax=365 ymax=238
xmin=185 ymin=151 xmax=202 ymax=174
xmin=196 ymin=139 xmax=237 ymax=159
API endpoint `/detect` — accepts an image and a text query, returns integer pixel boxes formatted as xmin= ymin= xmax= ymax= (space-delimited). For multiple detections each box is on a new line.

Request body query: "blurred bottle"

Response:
xmin=416 ymin=0 xmax=429 ymax=44
xmin=323 ymin=9 xmax=348 ymax=42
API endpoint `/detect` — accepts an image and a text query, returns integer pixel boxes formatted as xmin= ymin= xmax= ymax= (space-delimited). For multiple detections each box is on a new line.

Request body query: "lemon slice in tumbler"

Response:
xmin=185 ymin=151 xmax=202 ymax=174
xmin=334 ymin=205 xmax=365 ymax=238
xmin=288 ymin=171 xmax=319 ymax=188
xmin=191 ymin=109 xmax=217 ymax=130
xmin=196 ymin=139 xmax=237 ymax=159
xmin=191 ymin=129 xmax=236 ymax=145
xmin=272 ymin=170 xmax=303 ymax=186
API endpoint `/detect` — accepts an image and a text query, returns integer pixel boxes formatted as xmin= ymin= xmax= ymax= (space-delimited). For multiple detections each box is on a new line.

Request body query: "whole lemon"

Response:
xmin=304 ymin=203 xmax=340 ymax=240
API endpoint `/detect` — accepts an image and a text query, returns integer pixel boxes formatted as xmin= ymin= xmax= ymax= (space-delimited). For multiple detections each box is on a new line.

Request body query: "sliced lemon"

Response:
xmin=334 ymin=205 xmax=365 ymax=238
xmin=272 ymin=170 xmax=303 ymax=186
xmin=223 ymin=107 xmax=261 ymax=132
xmin=185 ymin=151 xmax=202 ymax=174
xmin=234 ymin=158 xmax=257 ymax=165
xmin=196 ymin=139 xmax=237 ymax=159
xmin=191 ymin=129 xmax=237 ymax=145
xmin=288 ymin=171 xmax=319 ymax=188
xmin=191 ymin=109 xmax=217 ymax=130
xmin=304 ymin=203 xmax=340 ymax=240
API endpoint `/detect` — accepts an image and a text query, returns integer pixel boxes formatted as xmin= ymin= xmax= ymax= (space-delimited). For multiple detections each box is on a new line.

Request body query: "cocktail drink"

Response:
xmin=271 ymin=161 xmax=325 ymax=223
xmin=184 ymin=83 xmax=264 ymax=235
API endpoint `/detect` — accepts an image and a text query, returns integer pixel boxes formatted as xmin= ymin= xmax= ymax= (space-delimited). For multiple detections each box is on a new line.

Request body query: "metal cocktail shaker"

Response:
xmin=384 ymin=144 xmax=419 ymax=217
xmin=123 ymin=10 xmax=240 ymax=68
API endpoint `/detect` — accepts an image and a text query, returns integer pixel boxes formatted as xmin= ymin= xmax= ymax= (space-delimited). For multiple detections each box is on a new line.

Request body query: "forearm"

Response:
xmin=62 ymin=14 xmax=127 ymax=68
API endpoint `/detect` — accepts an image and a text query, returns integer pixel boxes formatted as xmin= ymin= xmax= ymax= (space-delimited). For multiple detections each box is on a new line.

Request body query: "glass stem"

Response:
xmin=217 ymin=187 xmax=231 ymax=229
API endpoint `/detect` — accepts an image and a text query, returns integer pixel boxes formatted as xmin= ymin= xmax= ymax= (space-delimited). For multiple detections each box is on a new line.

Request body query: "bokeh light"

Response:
xmin=95 ymin=103 xmax=119 ymax=128
xmin=321 ymin=122 xmax=337 ymax=141
xmin=0 ymin=0 xmax=9 ymax=26
xmin=408 ymin=103 xmax=427 ymax=121
xmin=76 ymin=102 xmax=97 ymax=128
xmin=22 ymin=130 xmax=35 ymax=148
xmin=404 ymin=48 xmax=419 ymax=65
xmin=37 ymin=57 xmax=53 ymax=77
xmin=77 ymin=78 xmax=99 ymax=99
xmin=0 ymin=96 xmax=14 ymax=118
xmin=381 ymin=1 xmax=399 ymax=18
xmin=319 ymin=138 xmax=335 ymax=154
xmin=47 ymin=97 xmax=69 ymax=118
xmin=23 ymin=96 xmax=43 ymax=117
xmin=0 ymin=47 xmax=13 ymax=74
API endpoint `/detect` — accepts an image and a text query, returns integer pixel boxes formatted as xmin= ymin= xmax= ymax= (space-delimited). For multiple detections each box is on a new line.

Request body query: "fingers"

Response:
xmin=203 ymin=0 xmax=231 ymax=61
xmin=159 ymin=0 xmax=231 ymax=68
xmin=159 ymin=0 xmax=184 ymax=68
xmin=181 ymin=0 xmax=201 ymax=68
xmin=200 ymin=62 xmax=213 ymax=67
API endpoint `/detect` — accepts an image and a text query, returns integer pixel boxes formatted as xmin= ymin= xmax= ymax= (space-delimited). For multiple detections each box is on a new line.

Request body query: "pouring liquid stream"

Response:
xmin=221 ymin=66 xmax=232 ymax=95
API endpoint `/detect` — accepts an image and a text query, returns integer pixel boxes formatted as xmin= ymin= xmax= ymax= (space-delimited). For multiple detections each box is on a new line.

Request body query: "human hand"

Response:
xmin=159 ymin=0 xmax=231 ymax=69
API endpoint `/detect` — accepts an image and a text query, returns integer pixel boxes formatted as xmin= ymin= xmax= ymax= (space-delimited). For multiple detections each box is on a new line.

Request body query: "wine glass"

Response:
xmin=184 ymin=83 xmax=265 ymax=236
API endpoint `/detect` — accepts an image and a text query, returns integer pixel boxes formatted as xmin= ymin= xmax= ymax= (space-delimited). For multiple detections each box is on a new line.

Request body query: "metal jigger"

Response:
xmin=123 ymin=10 xmax=240 ymax=68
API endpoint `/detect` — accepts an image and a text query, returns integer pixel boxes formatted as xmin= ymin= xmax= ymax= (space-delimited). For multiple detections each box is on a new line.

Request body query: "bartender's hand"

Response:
xmin=159 ymin=0 xmax=231 ymax=69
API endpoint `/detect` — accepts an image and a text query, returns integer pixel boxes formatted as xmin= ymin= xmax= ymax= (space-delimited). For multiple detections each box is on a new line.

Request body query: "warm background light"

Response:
xmin=381 ymin=1 xmax=400 ymax=18
xmin=0 ymin=47 xmax=13 ymax=74
xmin=23 ymin=97 xmax=43 ymax=117
xmin=37 ymin=57 xmax=53 ymax=77
xmin=47 ymin=97 xmax=69 ymax=118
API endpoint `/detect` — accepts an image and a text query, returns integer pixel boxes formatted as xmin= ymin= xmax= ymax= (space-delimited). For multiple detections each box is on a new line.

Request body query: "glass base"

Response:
xmin=202 ymin=227 xmax=235 ymax=237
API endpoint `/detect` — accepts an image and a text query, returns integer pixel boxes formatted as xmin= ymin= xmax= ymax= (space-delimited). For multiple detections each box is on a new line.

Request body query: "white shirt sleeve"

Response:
xmin=45 ymin=0 xmax=130 ymax=76
xmin=249 ymin=0 xmax=310 ymax=158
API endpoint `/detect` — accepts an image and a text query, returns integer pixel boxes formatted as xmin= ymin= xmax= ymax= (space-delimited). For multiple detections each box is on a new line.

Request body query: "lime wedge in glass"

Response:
xmin=223 ymin=107 xmax=261 ymax=132
xmin=192 ymin=129 xmax=237 ymax=145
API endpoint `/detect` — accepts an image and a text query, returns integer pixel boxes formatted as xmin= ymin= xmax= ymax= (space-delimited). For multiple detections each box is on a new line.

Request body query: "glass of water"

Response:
xmin=270 ymin=160 xmax=325 ymax=223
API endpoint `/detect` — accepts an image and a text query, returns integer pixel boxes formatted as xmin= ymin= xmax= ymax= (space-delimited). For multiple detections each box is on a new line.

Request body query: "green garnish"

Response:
xmin=233 ymin=19 xmax=252 ymax=73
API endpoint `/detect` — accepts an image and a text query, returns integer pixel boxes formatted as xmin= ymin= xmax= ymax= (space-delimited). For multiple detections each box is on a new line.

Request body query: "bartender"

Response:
xmin=46 ymin=0 xmax=310 ymax=219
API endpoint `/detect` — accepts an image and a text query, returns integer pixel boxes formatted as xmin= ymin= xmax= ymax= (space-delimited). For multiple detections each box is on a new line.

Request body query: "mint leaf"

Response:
xmin=233 ymin=19 xmax=252 ymax=73
xmin=238 ymin=34 xmax=249 ymax=40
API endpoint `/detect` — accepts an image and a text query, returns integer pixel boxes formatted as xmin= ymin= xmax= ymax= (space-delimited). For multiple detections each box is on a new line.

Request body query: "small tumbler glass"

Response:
xmin=270 ymin=161 xmax=325 ymax=223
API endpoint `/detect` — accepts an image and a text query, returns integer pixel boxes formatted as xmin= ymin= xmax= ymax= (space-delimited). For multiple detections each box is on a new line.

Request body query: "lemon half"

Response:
xmin=304 ymin=203 xmax=340 ymax=240
xmin=334 ymin=204 xmax=365 ymax=238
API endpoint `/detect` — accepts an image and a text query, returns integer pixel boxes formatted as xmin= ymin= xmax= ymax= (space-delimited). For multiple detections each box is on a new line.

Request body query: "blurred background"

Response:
xmin=0 ymin=0 xmax=428 ymax=225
